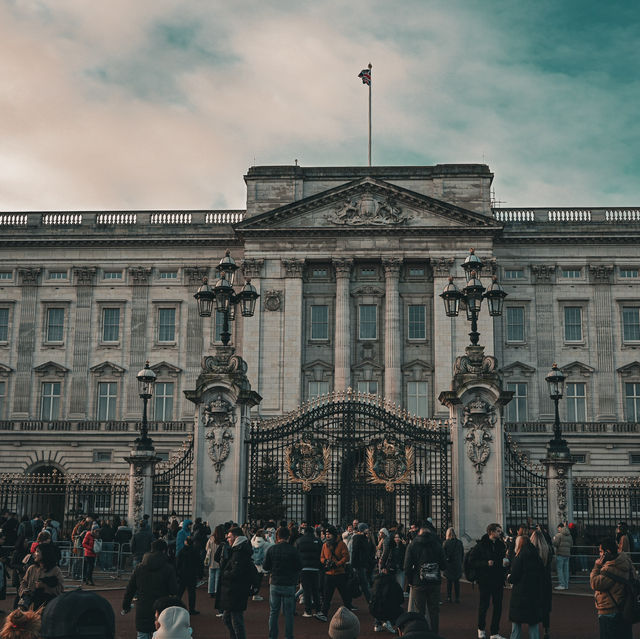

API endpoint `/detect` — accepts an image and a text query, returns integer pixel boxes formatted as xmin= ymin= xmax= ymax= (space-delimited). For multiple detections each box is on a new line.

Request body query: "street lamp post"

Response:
xmin=440 ymin=248 xmax=507 ymax=346
xmin=545 ymin=363 xmax=570 ymax=459
xmin=194 ymin=249 xmax=259 ymax=345
xmin=135 ymin=361 xmax=157 ymax=451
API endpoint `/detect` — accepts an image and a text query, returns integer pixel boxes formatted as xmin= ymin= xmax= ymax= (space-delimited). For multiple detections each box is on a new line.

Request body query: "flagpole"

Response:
xmin=368 ymin=62 xmax=372 ymax=167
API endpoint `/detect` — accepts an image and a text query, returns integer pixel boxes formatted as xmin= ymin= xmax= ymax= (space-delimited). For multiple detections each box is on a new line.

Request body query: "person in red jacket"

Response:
xmin=316 ymin=526 xmax=352 ymax=622
xmin=82 ymin=525 xmax=100 ymax=585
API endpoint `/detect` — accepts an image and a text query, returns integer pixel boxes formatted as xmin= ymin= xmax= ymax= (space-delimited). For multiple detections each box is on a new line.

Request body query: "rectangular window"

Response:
xmin=504 ymin=269 xmax=524 ymax=280
xmin=359 ymin=305 xmax=377 ymax=340
xmin=564 ymin=307 xmax=583 ymax=342
xmin=360 ymin=267 xmax=376 ymax=277
xmin=566 ymin=382 xmax=586 ymax=421
xmin=409 ymin=267 xmax=425 ymax=277
xmin=357 ymin=381 xmax=378 ymax=395
xmin=625 ymin=383 xmax=640 ymax=421
xmin=97 ymin=382 xmax=117 ymax=420
xmin=0 ymin=271 xmax=12 ymax=280
xmin=158 ymin=308 xmax=176 ymax=342
xmin=103 ymin=271 xmax=123 ymax=280
xmin=0 ymin=381 xmax=5 ymax=418
xmin=407 ymin=381 xmax=429 ymax=417
xmin=570 ymin=453 xmax=587 ymax=464
xmin=159 ymin=271 xmax=178 ymax=279
xmin=561 ymin=268 xmax=581 ymax=278
xmin=92 ymin=451 xmax=112 ymax=463
xmin=630 ymin=453 xmax=640 ymax=465
xmin=102 ymin=308 xmax=120 ymax=342
xmin=40 ymin=382 xmax=61 ymax=421
xmin=408 ymin=305 xmax=426 ymax=340
xmin=154 ymin=382 xmax=174 ymax=421
xmin=308 ymin=381 xmax=329 ymax=399
xmin=214 ymin=310 xmax=226 ymax=343
xmin=505 ymin=383 xmax=528 ymax=422
xmin=620 ymin=269 xmax=639 ymax=278
xmin=46 ymin=308 xmax=65 ymax=342
xmin=310 ymin=305 xmax=329 ymax=340
xmin=0 ymin=308 xmax=8 ymax=342
xmin=48 ymin=271 xmax=67 ymax=280
xmin=312 ymin=268 xmax=327 ymax=278
xmin=622 ymin=307 xmax=640 ymax=342
xmin=506 ymin=307 xmax=525 ymax=342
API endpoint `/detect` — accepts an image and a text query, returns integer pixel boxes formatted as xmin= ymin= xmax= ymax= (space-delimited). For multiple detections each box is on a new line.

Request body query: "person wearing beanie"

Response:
xmin=351 ymin=523 xmax=374 ymax=603
xmin=395 ymin=611 xmax=445 ymax=639
xmin=152 ymin=606 xmax=192 ymax=639
xmin=328 ymin=606 xmax=360 ymax=639
xmin=316 ymin=526 xmax=352 ymax=622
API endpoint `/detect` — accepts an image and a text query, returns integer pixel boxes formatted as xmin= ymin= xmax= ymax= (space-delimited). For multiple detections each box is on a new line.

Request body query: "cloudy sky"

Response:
xmin=1 ymin=0 xmax=638 ymax=211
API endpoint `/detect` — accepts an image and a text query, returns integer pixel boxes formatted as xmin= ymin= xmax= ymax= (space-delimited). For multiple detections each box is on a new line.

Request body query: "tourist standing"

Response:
xmin=403 ymin=522 xmax=446 ymax=635
xmin=18 ymin=543 xmax=64 ymax=610
xmin=295 ymin=523 xmax=322 ymax=617
xmin=508 ymin=536 xmax=544 ymax=639
xmin=390 ymin=532 xmax=407 ymax=595
xmin=552 ymin=523 xmax=573 ymax=590
xmin=205 ymin=525 xmax=225 ymax=598
xmin=351 ymin=523 xmax=373 ymax=603
xmin=316 ymin=526 xmax=352 ymax=622
xmin=176 ymin=536 xmax=201 ymax=615
xmin=82 ymin=525 xmax=100 ymax=586
xmin=443 ymin=527 xmax=463 ymax=604
xmin=262 ymin=526 xmax=302 ymax=639
xmin=471 ymin=522 xmax=508 ymax=639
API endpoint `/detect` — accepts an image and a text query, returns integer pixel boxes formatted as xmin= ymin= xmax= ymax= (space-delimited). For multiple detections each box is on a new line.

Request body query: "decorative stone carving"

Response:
xmin=589 ymin=265 xmax=614 ymax=284
xmin=202 ymin=394 xmax=235 ymax=482
xmin=557 ymin=476 xmax=568 ymax=521
xmin=132 ymin=465 xmax=145 ymax=525
xmin=333 ymin=258 xmax=353 ymax=277
xmin=73 ymin=267 xmax=96 ymax=286
xmin=18 ymin=268 xmax=41 ymax=286
xmin=184 ymin=266 xmax=209 ymax=287
xmin=367 ymin=438 xmax=415 ymax=492
xmin=432 ymin=257 xmax=454 ymax=278
xmin=129 ymin=267 xmax=152 ymax=284
xmin=263 ymin=290 xmax=283 ymax=312
xmin=285 ymin=435 xmax=330 ymax=492
xmin=454 ymin=346 xmax=497 ymax=375
xmin=282 ymin=258 xmax=304 ymax=278
xmin=241 ymin=258 xmax=264 ymax=279
xmin=326 ymin=193 xmax=411 ymax=226
xmin=531 ymin=264 xmax=555 ymax=283
xmin=462 ymin=397 xmax=497 ymax=484
xmin=201 ymin=351 xmax=248 ymax=376
xmin=382 ymin=258 xmax=402 ymax=276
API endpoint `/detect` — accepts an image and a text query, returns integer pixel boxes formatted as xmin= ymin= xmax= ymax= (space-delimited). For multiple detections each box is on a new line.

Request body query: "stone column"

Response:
xmin=439 ymin=346 xmax=513 ymax=542
xmin=13 ymin=268 xmax=41 ymax=416
xmin=184 ymin=348 xmax=261 ymax=525
xmin=589 ymin=265 xmax=616 ymax=420
xmin=531 ymin=265 xmax=556 ymax=420
xmin=241 ymin=258 xmax=264 ymax=400
xmin=69 ymin=267 xmax=96 ymax=418
xmin=383 ymin=258 xmax=402 ymax=404
xmin=125 ymin=450 xmax=159 ymax=529
xmin=432 ymin=258 xmax=454 ymax=417
xmin=126 ymin=267 xmax=151 ymax=417
xmin=282 ymin=259 xmax=305 ymax=411
xmin=543 ymin=458 xmax=575 ymax=529
xmin=333 ymin=259 xmax=353 ymax=392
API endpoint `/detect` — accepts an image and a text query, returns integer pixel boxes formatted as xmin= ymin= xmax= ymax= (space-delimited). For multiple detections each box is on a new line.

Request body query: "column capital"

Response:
xmin=18 ymin=268 xmax=41 ymax=286
xmin=531 ymin=264 xmax=555 ymax=283
xmin=72 ymin=267 xmax=96 ymax=286
xmin=333 ymin=258 xmax=354 ymax=278
xmin=128 ymin=266 xmax=152 ymax=284
xmin=241 ymin=258 xmax=264 ymax=279
xmin=432 ymin=257 xmax=454 ymax=278
xmin=282 ymin=258 xmax=305 ymax=278
xmin=184 ymin=266 xmax=209 ymax=287
xmin=589 ymin=264 xmax=614 ymax=284
xmin=382 ymin=257 xmax=402 ymax=277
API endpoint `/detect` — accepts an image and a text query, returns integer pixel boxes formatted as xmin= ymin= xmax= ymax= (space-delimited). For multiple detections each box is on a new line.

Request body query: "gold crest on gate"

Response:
xmin=367 ymin=438 xmax=414 ymax=492
xmin=285 ymin=437 xmax=330 ymax=492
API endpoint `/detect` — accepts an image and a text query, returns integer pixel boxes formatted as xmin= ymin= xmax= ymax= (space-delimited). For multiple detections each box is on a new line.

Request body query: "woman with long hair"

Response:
xmin=0 ymin=609 xmax=41 ymax=639
xmin=18 ymin=544 xmax=64 ymax=610
xmin=443 ymin=527 xmax=464 ymax=603
xmin=206 ymin=524 xmax=226 ymax=598
xmin=508 ymin=535 xmax=544 ymax=639
xmin=531 ymin=528 xmax=552 ymax=639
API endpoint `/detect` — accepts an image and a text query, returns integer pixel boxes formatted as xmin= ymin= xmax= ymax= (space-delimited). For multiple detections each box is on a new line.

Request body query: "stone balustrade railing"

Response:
xmin=0 ymin=211 xmax=245 ymax=228
xmin=505 ymin=421 xmax=640 ymax=433
xmin=0 ymin=419 xmax=193 ymax=432
xmin=493 ymin=208 xmax=640 ymax=223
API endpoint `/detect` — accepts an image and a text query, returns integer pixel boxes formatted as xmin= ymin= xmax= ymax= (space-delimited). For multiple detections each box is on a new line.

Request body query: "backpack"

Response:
xmin=463 ymin=544 xmax=479 ymax=583
xmin=602 ymin=569 xmax=640 ymax=625
xmin=418 ymin=561 xmax=441 ymax=584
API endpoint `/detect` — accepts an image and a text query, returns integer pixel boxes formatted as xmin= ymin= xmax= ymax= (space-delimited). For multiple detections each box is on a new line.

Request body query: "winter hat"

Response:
xmin=379 ymin=527 xmax=389 ymax=537
xmin=357 ymin=523 xmax=369 ymax=532
xmin=329 ymin=606 xmax=360 ymax=639
xmin=326 ymin=525 xmax=338 ymax=537
xmin=153 ymin=606 xmax=192 ymax=639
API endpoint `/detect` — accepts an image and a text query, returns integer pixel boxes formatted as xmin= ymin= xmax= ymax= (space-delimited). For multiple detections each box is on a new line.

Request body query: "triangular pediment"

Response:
xmin=0 ymin=362 xmax=13 ymax=376
xmin=90 ymin=361 xmax=126 ymax=376
xmin=302 ymin=359 xmax=333 ymax=372
xmin=353 ymin=358 xmax=384 ymax=371
xmin=236 ymin=177 xmax=499 ymax=231
xmin=151 ymin=361 xmax=182 ymax=377
xmin=402 ymin=359 xmax=433 ymax=372
xmin=561 ymin=361 xmax=595 ymax=377
xmin=501 ymin=361 xmax=536 ymax=377
xmin=618 ymin=361 xmax=640 ymax=377
xmin=34 ymin=361 xmax=69 ymax=376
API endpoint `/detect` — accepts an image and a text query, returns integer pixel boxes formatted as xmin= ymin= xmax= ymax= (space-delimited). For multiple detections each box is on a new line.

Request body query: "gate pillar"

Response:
xmin=184 ymin=346 xmax=261 ymax=526
xmin=125 ymin=450 xmax=159 ymax=530
xmin=439 ymin=345 xmax=513 ymax=543
xmin=542 ymin=455 xmax=575 ymax=529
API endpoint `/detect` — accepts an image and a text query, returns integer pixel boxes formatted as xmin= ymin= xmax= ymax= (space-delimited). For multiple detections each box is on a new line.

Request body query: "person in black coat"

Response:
xmin=122 ymin=539 xmax=178 ymax=637
xmin=443 ymin=527 xmax=464 ymax=603
xmin=294 ymin=524 xmax=322 ymax=616
xmin=531 ymin=528 xmax=552 ymax=639
xmin=219 ymin=526 xmax=256 ymax=639
xmin=369 ymin=570 xmax=404 ymax=632
xmin=176 ymin=536 xmax=201 ymax=615
xmin=508 ymin=536 xmax=544 ymax=638
xmin=351 ymin=523 xmax=374 ymax=603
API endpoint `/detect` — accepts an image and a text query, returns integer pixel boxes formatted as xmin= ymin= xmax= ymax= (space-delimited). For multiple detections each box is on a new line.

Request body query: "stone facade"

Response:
xmin=0 ymin=165 xmax=640 ymax=485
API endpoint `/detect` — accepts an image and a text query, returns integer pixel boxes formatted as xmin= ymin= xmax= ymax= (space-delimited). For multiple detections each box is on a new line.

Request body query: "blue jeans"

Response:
xmin=598 ymin=613 xmax=632 ymax=639
xmin=209 ymin=567 xmax=220 ymax=594
xmin=136 ymin=633 xmax=151 ymax=639
xmin=556 ymin=555 xmax=570 ymax=588
xmin=510 ymin=622 xmax=540 ymax=639
xmin=269 ymin=584 xmax=295 ymax=639
xmin=100 ymin=541 xmax=114 ymax=570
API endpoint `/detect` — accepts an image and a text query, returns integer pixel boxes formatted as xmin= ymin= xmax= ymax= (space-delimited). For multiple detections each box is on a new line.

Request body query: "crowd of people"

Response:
xmin=0 ymin=509 xmax=637 ymax=639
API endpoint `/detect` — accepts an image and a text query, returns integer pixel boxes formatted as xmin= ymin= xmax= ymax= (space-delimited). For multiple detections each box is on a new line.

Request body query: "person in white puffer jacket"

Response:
xmin=251 ymin=529 xmax=273 ymax=601
xmin=153 ymin=605 xmax=192 ymax=639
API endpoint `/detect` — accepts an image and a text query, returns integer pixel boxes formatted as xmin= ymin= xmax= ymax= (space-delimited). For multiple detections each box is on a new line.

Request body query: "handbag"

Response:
xmin=93 ymin=539 xmax=103 ymax=553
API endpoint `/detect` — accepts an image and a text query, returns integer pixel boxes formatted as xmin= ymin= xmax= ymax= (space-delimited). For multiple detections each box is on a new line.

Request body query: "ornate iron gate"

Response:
xmin=152 ymin=438 xmax=194 ymax=522
xmin=504 ymin=432 xmax=548 ymax=530
xmin=247 ymin=391 xmax=452 ymax=536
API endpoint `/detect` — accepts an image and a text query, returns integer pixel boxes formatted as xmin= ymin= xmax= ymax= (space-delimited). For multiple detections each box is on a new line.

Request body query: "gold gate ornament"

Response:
xmin=285 ymin=438 xmax=330 ymax=492
xmin=367 ymin=438 xmax=415 ymax=492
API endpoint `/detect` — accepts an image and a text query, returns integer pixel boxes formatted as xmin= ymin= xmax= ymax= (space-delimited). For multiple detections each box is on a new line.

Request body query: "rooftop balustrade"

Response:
xmin=493 ymin=207 xmax=640 ymax=223
xmin=0 ymin=419 xmax=193 ymax=433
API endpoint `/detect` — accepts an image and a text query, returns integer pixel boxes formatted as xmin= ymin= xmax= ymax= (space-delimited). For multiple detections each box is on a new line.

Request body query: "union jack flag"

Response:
xmin=358 ymin=68 xmax=371 ymax=85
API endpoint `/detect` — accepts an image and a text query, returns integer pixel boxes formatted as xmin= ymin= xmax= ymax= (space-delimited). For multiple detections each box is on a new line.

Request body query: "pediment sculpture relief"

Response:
xmin=326 ymin=193 xmax=412 ymax=226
